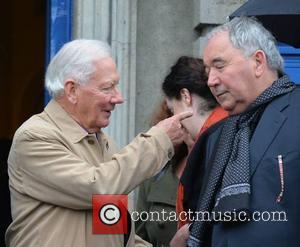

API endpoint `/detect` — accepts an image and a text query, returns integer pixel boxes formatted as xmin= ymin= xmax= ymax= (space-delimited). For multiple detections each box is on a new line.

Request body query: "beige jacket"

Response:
xmin=6 ymin=100 xmax=174 ymax=247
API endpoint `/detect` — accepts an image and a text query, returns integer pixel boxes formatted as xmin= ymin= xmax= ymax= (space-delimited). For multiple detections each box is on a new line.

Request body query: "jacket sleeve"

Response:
xmin=8 ymin=126 xmax=174 ymax=209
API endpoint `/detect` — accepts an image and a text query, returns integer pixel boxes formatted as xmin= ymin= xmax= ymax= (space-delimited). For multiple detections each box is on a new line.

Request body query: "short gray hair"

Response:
xmin=45 ymin=39 xmax=112 ymax=98
xmin=207 ymin=17 xmax=284 ymax=74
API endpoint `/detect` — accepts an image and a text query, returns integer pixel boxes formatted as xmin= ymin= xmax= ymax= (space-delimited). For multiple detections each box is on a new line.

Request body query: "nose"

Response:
xmin=111 ymin=86 xmax=124 ymax=104
xmin=207 ymin=68 xmax=220 ymax=88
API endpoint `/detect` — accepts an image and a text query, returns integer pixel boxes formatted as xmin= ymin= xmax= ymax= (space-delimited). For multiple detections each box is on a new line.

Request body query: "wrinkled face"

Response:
xmin=203 ymin=31 xmax=256 ymax=115
xmin=74 ymin=57 xmax=124 ymax=132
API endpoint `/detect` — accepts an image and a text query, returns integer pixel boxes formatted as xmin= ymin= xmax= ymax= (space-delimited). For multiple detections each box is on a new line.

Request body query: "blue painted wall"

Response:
xmin=45 ymin=0 xmax=72 ymax=104
xmin=279 ymin=43 xmax=300 ymax=84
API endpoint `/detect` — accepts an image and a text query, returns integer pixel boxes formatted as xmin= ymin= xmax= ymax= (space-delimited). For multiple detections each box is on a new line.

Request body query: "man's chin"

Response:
xmin=99 ymin=119 xmax=110 ymax=129
xmin=220 ymin=103 xmax=235 ymax=115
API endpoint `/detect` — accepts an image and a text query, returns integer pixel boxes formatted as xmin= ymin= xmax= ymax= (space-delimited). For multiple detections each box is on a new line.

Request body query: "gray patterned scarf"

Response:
xmin=187 ymin=75 xmax=295 ymax=247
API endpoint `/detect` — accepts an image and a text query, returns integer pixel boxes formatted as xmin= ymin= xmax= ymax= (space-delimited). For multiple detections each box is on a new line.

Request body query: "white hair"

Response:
xmin=207 ymin=17 xmax=284 ymax=74
xmin=45 ymin=39 xmax=112 ymax=99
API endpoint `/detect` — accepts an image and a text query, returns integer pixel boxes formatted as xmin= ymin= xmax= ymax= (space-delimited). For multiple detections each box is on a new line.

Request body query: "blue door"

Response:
xmin=279 ymin=43 xmax=300 ymax=84
xmin=45 ymin=0 xmax=73 ymax=104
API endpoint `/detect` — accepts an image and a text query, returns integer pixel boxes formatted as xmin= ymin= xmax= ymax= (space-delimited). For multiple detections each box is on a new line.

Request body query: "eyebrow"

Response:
xmin=205 ymin=57 xmax=226 ymax=74
xmin=204 ymin=57 xmax=224 ymax=67
xmin=211 ymin=57 xmax=225 ymax=64
xmin=102 ymin=80 xmax=119 ymax=86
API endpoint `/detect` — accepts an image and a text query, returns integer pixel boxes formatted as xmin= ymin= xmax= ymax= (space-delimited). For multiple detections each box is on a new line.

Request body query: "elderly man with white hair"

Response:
xmin=6 ymin=39 xmax=192 ymax=247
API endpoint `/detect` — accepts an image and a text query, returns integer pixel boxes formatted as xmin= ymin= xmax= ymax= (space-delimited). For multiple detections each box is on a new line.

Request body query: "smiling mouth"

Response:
xmin=216 ymin=92 xmax=227 ymax=97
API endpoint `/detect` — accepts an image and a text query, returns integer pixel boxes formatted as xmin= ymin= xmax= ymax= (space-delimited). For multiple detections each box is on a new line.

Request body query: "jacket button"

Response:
xmin=88 ymin=139 xmax=95 ymax=145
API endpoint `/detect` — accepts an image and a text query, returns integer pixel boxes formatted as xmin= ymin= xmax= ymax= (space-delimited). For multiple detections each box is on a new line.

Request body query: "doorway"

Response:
xmin=0 ymin=0 xmax=46 ymax=244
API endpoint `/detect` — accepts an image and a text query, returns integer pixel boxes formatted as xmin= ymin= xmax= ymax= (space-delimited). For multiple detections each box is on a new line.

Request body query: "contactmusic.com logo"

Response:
xmin=92 ymin=195 xmax=128 ymax=234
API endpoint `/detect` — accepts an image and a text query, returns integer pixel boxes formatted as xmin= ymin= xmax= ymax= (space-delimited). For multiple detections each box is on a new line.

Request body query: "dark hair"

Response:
xmin=162 ymin=56 xmax=217 ymax=111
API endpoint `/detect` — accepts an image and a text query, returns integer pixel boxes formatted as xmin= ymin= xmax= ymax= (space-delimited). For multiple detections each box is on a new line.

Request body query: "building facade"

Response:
xmin=71 ymin=0 xmax=247 ymax=147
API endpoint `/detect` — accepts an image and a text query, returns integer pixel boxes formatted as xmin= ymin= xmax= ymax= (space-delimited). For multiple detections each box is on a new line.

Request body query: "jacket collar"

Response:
xmin=44 ymin=99 xmax=102 ymax=143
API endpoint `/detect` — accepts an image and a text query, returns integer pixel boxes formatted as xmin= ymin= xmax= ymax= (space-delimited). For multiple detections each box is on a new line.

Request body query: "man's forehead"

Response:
xmin=203 ymin=49 xmax=226 ymax=68
xmin=204 ymin=32 xmax=232 ymax=63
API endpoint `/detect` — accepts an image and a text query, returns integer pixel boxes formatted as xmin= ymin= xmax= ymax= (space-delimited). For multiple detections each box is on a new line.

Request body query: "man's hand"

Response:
xmin=170 ymin=223 xmax=190 ymax=247
xmin=156 ymin=111 xmax=193 ymax=146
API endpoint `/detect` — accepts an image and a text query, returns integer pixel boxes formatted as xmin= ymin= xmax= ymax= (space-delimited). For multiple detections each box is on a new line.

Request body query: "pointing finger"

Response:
xmin=173 ymin=111 xmax=193 ymax=121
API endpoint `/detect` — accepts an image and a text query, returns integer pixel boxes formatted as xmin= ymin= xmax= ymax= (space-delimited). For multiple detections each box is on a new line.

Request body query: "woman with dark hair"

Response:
xmin=163 ymin=56 xmax=222 ymax=139
xmin=136 ymin=56 xmax=228 ymax=246
xmin=162 ymin=56 xmax=228 ymax=230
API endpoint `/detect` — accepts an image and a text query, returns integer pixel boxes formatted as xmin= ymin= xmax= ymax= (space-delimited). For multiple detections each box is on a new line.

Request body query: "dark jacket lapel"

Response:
xmin=250 ymin=92 xmax=290 ymax=176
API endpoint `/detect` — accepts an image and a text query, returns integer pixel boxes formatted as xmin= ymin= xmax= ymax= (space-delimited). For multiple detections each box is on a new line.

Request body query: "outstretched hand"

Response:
xmin=156 ymin=111 xmax=193 ymax=146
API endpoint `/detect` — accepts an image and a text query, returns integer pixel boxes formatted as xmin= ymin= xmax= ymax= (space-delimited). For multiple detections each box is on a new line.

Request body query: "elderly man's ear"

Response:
xmin=64 ymin=80 xmax=79 ymax=104
xmin=253 ymin=50 xmax=267 ymax=77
